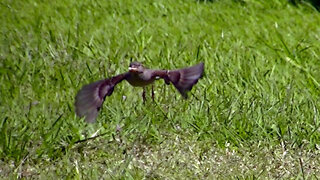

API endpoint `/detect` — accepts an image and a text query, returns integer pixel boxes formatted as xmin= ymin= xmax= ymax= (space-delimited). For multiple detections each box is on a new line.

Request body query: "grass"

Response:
xmin=1 ymin=0 xmax=320 ymax=178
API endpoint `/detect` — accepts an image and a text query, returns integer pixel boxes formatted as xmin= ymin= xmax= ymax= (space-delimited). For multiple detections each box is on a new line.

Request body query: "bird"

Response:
xmin=75 ymin=62 xmax=204 ymax=123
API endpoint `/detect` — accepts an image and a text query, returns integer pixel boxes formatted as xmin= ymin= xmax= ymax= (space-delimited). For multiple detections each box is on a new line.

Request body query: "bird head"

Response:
xmin=128 ymin=62 xmax=144 ymax=73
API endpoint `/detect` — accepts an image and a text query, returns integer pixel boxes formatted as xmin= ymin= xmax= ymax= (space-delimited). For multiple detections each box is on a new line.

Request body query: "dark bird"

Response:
xmin=75 ymin=62 xmax=204 ymax=122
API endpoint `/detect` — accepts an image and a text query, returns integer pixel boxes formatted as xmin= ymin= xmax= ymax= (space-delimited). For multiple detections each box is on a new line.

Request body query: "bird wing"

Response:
xmin=150 ymin=70 xmax=171 ymax=85
xmin=75 ymin=73 xmax=129 ymax=123
xmin=167 ymin=62 xmax=204 ymax=98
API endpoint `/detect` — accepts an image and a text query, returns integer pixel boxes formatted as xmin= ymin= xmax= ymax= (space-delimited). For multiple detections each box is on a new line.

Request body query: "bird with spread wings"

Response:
xmin=75 ymin=62 xmax=204 ymax=122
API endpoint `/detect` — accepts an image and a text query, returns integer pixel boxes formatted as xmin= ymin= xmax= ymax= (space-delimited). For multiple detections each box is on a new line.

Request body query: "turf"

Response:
xmin=1 ymin=0 xmax=320 ymax=178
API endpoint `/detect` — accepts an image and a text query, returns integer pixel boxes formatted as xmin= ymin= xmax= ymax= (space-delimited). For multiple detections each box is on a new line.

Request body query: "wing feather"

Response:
xmin=75 ymin=73 xmax=128 ymax=123
xmin=168 ymin=62 xmax=204 ymax=98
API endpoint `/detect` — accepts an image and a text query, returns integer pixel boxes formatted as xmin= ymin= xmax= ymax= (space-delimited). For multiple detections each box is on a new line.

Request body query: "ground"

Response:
xmin=1 ymin=0 xmax=320 ymax=178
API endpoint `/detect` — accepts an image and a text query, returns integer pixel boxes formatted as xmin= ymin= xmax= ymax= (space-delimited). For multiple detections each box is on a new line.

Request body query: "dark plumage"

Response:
xmin=75 ymin=62 xmax=204 ymax=122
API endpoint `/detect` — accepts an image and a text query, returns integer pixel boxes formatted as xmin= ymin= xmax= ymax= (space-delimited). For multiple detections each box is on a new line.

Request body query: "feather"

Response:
xmin=75 ymin=73 xmax=127 ymax=122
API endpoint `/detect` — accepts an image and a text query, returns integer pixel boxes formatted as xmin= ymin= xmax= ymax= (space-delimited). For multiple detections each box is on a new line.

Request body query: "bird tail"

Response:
xmin=167 ymin=62 xmax=204 ymax=98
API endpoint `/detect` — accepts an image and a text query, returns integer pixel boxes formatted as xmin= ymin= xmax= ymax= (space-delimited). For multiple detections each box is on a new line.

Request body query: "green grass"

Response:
xmin=1 ymin=0 xmax=320 ymax=178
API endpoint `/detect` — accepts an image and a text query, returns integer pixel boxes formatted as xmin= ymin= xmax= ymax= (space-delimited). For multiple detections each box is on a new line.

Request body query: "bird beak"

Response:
xmin=128 ymin=67 xmax=138 ymax=72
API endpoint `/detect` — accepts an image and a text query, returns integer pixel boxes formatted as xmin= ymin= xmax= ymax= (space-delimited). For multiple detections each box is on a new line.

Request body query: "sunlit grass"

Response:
xmin=1 ymin=0 xmax=320 ymax=178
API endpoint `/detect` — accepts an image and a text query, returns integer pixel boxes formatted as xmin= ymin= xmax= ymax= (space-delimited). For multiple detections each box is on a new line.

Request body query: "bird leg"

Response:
xmin=151 ymin=85 xmax=156 ymax=101
xmin=142 ymin=87 xmax=146 ymax=103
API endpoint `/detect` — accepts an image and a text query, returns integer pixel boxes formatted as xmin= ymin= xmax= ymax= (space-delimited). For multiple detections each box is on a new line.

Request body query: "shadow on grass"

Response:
xmin=289 ymin=0 xmax=320 ymax=11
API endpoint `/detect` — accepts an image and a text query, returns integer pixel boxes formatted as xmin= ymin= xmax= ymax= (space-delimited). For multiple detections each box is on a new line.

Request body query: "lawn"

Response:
xmin=1 ymin=0 xmax=320 ymax=178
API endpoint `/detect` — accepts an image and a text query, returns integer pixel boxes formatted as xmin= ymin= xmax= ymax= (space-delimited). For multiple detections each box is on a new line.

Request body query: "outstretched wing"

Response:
xmin=75 ymin=73 xmax=128 ymax=123
xmin=167 ymin=62 xmax=204 ymax=98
